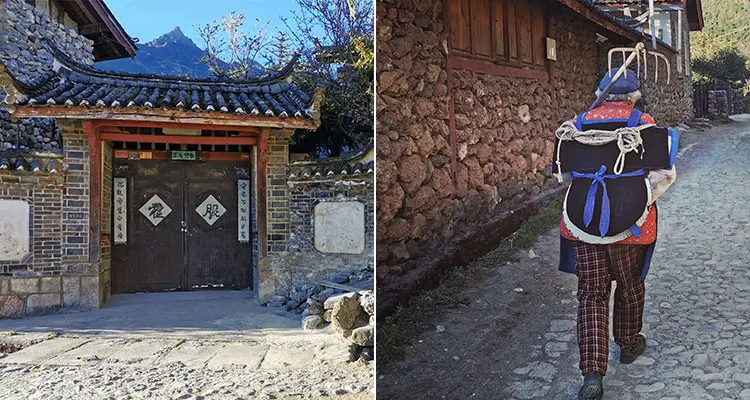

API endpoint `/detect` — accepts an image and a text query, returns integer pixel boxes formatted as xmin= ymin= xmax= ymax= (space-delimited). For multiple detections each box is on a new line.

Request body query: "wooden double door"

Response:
xmin=111 ymin=159 xmax=252 ymax=293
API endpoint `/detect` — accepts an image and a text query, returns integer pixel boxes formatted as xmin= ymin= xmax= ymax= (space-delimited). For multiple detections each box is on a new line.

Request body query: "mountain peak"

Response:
xmin=149 ymin=26 xmax=194 ymax=48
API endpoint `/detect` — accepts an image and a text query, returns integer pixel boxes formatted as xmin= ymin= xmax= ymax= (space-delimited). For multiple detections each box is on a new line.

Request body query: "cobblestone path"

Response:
xmin=378 ymin=116 xmax=750 ymax=400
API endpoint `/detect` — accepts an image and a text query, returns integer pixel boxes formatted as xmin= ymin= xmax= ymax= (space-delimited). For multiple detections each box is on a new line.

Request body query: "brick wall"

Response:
xmin=60 ymin=121 xmax=90 ymax=262
xmin=266 ymin=130 xmax=292 ymax=254
xmin=0 ymin=120 xmax=97 ymax=318
xmin=0 ymin=170 xmax=64 ymax=275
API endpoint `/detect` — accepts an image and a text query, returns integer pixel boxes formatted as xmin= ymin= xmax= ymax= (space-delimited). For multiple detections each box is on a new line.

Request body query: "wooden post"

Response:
xmin=83 ymin=120 xmax=102 ymax=263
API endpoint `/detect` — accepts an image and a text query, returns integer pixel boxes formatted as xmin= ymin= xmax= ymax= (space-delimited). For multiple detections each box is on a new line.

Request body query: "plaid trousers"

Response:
xmin=573 ymin=241 xmax=646 ymax=376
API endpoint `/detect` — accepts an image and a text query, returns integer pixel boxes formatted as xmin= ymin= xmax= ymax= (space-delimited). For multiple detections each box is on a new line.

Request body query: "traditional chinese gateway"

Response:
xmin=0 ymin=0 xmax=372 ymax=318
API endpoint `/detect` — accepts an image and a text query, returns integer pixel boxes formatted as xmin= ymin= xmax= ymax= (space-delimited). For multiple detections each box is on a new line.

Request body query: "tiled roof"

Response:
xmin=3 ymin=44 xmax=316 ymax=120
xmin=289 ymin=148 xmax=374 ymax=180
xmin=572 ymin=0 xmax=678 ymax=53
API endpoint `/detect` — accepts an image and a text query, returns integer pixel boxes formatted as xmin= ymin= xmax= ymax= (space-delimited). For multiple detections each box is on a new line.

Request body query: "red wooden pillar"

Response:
xmin=83 ymin=120 xmax=102 ymax=263
xmin=257 ymin=128 xmax=270 ymax=258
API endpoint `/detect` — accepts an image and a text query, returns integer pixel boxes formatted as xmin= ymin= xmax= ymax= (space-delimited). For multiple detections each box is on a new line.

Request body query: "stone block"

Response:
xmin=62 ymin=276 xmax=81 ymax=307
xmin=79 ymin=276 xmax=99 ymax=309
xmin=0 ymin=295 xmax=23 ymax=318
xmin=11 ymin=277 xmax=39 ymax=293
xmin=0 ymin=200 xmax=30 ymax=261
xmin=0 ymin=279 xmax=9 ymax=295
xmin=314 ymin=201 xmax=366 ymax=254
xmin=26 ymin=293 xmax=61 ymax=313
xmin=40 ymin=276 xmax=61 ymax=293
xmin=351 ymin=326 xmax=374 ymax=346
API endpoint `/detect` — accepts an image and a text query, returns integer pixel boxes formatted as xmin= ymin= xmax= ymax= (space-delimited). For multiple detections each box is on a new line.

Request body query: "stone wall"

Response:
xmin=0 ymin=0 xmax=94 ymax=85
xmin=260 ymin=152 xmax=374 ymax=299
xmin=377 ymin=0 xmax=603 ymax=312
xmin=707 ymin=90 xmax=729 ymax=120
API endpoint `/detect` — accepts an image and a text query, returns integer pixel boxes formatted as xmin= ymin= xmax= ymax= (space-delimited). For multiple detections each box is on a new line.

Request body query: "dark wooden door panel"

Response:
xmin=111 ymin=159 xmax=252 ymax=293
xmin=186 ymin=163 xmax=251 ymax=290
xmin=112 ymin=160 xmax=183 ymax=293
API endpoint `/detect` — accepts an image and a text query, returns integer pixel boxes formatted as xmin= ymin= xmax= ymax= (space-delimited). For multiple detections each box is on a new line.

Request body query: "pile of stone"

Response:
xmin=302 ymin=291 xmax=374 ymax=349
xmin=0 ymin=109 xmax=62 ymax=152
xmin=263 ymin=268 xmax=375 ymax=360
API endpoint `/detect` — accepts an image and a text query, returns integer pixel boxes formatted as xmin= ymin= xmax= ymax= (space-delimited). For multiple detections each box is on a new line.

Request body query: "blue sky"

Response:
xmin=105 ymin=0 xmax=302 ymax=46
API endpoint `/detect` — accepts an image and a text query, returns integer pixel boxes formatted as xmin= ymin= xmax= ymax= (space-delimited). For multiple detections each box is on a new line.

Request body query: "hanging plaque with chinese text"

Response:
xmin=238 ymin=179 xmax=250 ymax=243
xmin=113 ymin=178 xmax=127 ymax=244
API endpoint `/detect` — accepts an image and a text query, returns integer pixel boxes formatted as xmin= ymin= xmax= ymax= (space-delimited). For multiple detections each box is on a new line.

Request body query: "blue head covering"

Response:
xmin=598 ymin=68 xmax=641 ymax=94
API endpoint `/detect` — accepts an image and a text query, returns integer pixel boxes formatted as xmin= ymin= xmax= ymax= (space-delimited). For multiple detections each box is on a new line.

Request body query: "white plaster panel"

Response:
xmin=0 ymin=200 xmax=30 ymax=261
xmin=314 ymin=201 xmax=365 ymax=254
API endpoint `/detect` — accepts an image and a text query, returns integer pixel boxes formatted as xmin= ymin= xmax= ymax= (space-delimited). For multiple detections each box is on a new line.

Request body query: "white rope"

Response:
xmin=554 ymin=120 xmax=654 ymax=177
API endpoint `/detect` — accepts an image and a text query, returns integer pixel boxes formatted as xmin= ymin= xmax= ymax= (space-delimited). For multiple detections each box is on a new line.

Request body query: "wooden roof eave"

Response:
xmin=555 ymin=0 xmax=643 ymax=43
xmin=9 ymin=106 xmax=318 ymax=131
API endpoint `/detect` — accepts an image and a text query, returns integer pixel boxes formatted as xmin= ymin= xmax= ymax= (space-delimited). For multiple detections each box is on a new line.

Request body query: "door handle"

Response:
xmin=181 ymin=220 xmax=188 ymax=233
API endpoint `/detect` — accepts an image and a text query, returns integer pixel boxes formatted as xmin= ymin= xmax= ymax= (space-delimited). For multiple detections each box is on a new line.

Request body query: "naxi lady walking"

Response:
xmin=552 ymin=54 xmax=679 ymax=399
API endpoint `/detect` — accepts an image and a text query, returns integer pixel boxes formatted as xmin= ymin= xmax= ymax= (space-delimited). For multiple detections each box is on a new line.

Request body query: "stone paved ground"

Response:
xmin=0 ymin=291 xmax=373 ymax=399
xmin=377 ymin=116 xmax=750 ymax=400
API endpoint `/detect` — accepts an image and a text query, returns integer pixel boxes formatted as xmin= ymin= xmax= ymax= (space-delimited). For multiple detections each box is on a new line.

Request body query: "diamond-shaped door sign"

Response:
xmin=196 ymin=195 xmax=226 ymax=226
xmin=139 ymin=194 xmax=172 ymax=226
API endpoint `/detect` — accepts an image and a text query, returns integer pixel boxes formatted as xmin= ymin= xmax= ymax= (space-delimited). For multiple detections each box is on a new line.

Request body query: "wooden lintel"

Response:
xmin=11 ymin=107 xmax=317 ymax=131
xmin=91 ymin=119 xmax=262 ymax=134
xmin=99 ymin=132 xmax=258 ymax=145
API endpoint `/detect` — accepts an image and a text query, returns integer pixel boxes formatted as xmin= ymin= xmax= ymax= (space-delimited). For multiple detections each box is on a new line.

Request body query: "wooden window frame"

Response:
xmin=447 ymin=0 xmax=550 ymax=79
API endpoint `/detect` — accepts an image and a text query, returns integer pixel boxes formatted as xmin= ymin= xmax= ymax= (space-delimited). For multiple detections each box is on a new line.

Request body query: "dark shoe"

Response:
xmin=620 ymin=334 xmax=647 ymax=364
xmin=578 ymin=373 xmax=603 ymax=400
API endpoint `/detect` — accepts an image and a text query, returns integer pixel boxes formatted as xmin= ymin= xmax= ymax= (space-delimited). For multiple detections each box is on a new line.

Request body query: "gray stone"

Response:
xmin=324 ymin=292 xmax=357 ymax=310
xmin=330 ymin=273 xmax=350 ymax=284
xmin=331 ymin=294 xmax=364 ymax=332
xmin=634 ymin=382 xmax=666 ymax=393
xmin=10 ymin=277 xmax=39 ymax=294
xmin=40 ymin=277 xmax=61 ymax=293
xmin=62 ymin=276 xmax=81 ymax=307
xmin=301 ymin=315 xmax=324 ymax=330
xmin=350 ymin=325 xmax=373 ymax=346
xmin=79 ymin=276 xmax=99 ymax=309
xmin=358 ymin=291 xmax=374 ymax=315
xmin=26 ymin=293 xmax=61 ymax=313
xmin=0 ymin=295 xmax=23 ymax=318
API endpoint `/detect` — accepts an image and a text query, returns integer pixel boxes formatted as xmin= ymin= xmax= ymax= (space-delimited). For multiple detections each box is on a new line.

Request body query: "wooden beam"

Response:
xmin=98 ymin=132 xmax=258 ymax=145
xmin=448 ymin=56 xmax=550 ymax=80
xmin=78 ymin=23 xmax=105 ymax=35
xmin=12 ymin=107 xmax=317 ymax=131
xmin=91 ymin=119 xmax=262 ymax=134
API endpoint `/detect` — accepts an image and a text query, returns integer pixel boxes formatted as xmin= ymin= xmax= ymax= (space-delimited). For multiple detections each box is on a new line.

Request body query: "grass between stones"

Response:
xmin=378 ymin=194 xmax=565 ymax=369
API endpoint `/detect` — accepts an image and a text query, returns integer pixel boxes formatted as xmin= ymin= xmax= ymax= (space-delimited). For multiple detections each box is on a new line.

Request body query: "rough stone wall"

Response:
xmin=376 ymin=0 xmax=599 ymax=289
xmin=606 ymin=10 xmax=694 ymax=127
xmin=707 ymin=90 xmax=729 ymax=120
xmin=0 ymin=0 xmax=94 ymax=84
xmin=731 ymin=88 xmax=744 ymax=115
